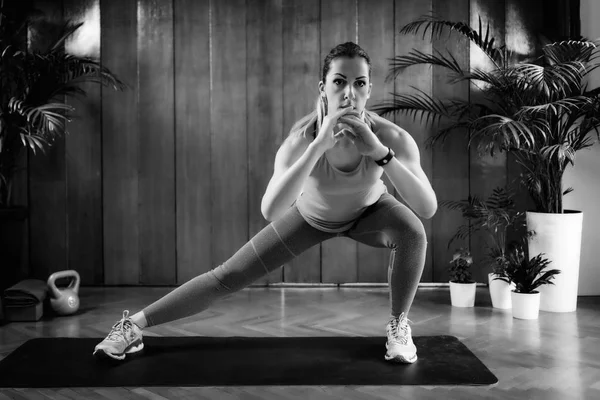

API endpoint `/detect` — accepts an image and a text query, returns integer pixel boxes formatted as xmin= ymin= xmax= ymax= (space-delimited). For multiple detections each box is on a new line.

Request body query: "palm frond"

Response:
xmin=371 ymin=87 xmax=454 ymax=126
xmin=448 ymin=67 xmax=505 ymax=87
xmin=540 ymin=143 xmax=576 ymax=166
xmin=385 ymin=48 xmax=464 ymax=82
xmin=400 ymin=14 xmax=505 ymax=65
xmin=19 ymin=127 xmax=48 ymax=155
xmin=513 ymin=62 xmax=585 ymax=100
xmin=517 ymin=96 xmax=593 ymax=118
xmin=62 ymin=55 xmax=128 ymax=91
xmin=49 ymin=21 xmax=84 ymax=52
xmin=470 ymin=115 xmax=536 ymax=154
xmin=542 ymin=39 xmax=598 ymax=64
xmin=424 ymin=120 xmax=473 ymax=149
xmin=568 ymin=120 xmax=600 ymax=152
xmin=8 ymin=98 xmax=73 ymax=138
xmin=444 ymin=223 xmax=472 ymax=249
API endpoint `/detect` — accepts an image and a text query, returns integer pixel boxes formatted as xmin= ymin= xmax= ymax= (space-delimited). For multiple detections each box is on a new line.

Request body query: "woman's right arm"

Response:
xmin=261 ymin=105 xmax=356 ymax=222
xmin=260 ymin=136 xmax=324 ymax=222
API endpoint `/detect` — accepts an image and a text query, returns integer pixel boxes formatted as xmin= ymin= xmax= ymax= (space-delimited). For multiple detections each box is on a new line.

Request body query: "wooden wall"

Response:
xmin=13 ymin=0 xmax=560 ymax=286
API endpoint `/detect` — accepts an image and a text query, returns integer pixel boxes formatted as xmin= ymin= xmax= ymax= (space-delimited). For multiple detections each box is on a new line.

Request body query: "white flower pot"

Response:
xmin=449 ymin=281 xmax=476 ymax=307
xmin=526 ymin=210 xmax=583 ymax=312
xmin=488 ymin=273 xmax=514 ymax=309
xmin=511 ymin=291 xmax=541 ymax=320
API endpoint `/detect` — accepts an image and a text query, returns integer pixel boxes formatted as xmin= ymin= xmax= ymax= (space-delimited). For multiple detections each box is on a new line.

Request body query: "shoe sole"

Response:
xmin=385 ymin=341 xmax=417 ymax=364
xmin=385 ymin=352 xmax=417 ymax=364
xmin=94 ymin=341 xmax=144 ymax=361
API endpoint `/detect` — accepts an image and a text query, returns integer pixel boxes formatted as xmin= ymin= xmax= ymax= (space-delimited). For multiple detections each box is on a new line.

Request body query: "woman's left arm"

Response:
xmin=338 ymin=113 xmax=438 ymax=219
xmin=372 ymin=127 xmax=438 ymax=219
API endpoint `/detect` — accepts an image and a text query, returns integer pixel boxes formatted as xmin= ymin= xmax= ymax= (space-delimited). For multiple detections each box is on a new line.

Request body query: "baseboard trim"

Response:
xmin=248 ymin=282 xmax=489 ymax=288
xmin=84 ymin=283 xmax=489 ymax=288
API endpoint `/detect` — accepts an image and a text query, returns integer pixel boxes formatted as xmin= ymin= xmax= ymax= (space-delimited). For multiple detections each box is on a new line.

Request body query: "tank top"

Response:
xmin=295 ymin=125 xmax=388 ymax=233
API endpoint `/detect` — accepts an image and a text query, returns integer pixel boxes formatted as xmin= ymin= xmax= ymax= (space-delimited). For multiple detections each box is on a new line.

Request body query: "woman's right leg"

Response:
xmin=140 ymin=205 xmax=335 ymax=327
xmin=94 ymin=205 xmax=335 ymax=359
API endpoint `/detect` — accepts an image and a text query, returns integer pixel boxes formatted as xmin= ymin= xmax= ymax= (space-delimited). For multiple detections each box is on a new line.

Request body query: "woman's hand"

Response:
xmin=338 ymin=112 xmax=387 ymax=158
xmin=312 ymin=104 xmax=355 ymax=152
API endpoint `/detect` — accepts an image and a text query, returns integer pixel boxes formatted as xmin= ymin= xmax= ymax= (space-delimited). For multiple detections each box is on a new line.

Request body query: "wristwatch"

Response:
xmin=374 ymin=147 xmax=395 ymax=166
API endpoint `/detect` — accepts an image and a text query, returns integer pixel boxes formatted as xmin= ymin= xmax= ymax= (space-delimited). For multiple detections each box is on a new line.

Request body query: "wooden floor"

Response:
xmin=0 ymin=286 xmax=599 ymax=399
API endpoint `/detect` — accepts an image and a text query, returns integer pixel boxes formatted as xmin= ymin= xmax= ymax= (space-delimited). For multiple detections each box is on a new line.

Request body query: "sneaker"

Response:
xmin=384 ymin=313 xmax=417 ymax=363
xmin=93 ymin=310 xmax=144 ymax=360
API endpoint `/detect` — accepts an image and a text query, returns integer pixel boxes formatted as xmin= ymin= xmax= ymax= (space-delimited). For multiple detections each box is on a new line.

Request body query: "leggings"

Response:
xmin=143 ymin=192 xmax=427 ymax=327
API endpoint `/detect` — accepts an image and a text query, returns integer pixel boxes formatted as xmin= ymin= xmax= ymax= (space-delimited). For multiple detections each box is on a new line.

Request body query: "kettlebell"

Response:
xmin=47 ymin=270 xmax=80 ymax=316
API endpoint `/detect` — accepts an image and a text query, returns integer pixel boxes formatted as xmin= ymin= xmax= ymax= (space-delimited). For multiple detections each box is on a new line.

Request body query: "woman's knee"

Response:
xmin=389 ymin=215 xmax=427 ymax=249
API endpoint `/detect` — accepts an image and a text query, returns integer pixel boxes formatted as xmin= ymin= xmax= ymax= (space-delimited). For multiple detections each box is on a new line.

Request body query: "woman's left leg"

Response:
xmin=343 ymin=192 xmax=428 ymax=318
xmin=342 ymin=192 xmax=427 ymax=364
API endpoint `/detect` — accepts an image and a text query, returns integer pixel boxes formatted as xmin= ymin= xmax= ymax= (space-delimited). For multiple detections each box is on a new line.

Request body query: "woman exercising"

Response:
xmin=94 ymin=42 xmax=437 ymax=364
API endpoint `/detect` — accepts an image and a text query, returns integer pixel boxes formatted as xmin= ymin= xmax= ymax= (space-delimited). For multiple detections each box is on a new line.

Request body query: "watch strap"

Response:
xmin=374 ymin=147 xmax=395 ymax=166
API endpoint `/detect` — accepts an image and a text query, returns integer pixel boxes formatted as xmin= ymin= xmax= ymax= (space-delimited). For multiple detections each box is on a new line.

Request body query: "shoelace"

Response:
xmin=388 ymin=313 xmax=413 ymax=345
xmin=106 ymin=310 xmax=134 ymax=342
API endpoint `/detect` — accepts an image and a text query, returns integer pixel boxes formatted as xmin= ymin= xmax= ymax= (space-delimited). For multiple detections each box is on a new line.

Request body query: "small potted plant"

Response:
xmin=448 ymin=248 xmax=477 ymax=307
xmin=484 ymin=246 xmax=514 ymax=309
xmin=493 ymin=238 xmax=561 ymax=319
xmin=440 ymin=186 xmax=522 ymax=309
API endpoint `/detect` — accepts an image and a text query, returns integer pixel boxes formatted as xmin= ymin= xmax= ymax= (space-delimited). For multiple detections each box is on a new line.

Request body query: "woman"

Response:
xmin=94 ymin=42 xmax=437 ymax=364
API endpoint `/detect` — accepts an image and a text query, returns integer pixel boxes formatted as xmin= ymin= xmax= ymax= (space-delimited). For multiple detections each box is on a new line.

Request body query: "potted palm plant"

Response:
xmin=0 ymin=3 xmax=125 ymax=288
xmin=440 ymin=186 xmax=522 ymax=309
xmin=494 ymin=238 xmax=561 ymax=319
xmin=448 ymin=248 xmax=476 ymax=307
xmin=373 ymin=15 xmax=600 ymax=313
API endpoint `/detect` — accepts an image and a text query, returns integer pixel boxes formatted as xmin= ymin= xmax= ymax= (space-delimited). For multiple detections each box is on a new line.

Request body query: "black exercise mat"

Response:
xmin=0 ymin=335 xmax=498 ymax=387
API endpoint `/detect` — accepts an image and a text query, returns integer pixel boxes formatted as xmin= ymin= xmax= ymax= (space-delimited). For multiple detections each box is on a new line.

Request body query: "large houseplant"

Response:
xmin=0 ymin=3 xmax=125 ymax=289
xmin=1 ymin=6 xmax=126 ymax=207
xmin=373 ymin=15 xmax=600 ymax=312
xmin=440 ymin=186 xmax=523 ymax=309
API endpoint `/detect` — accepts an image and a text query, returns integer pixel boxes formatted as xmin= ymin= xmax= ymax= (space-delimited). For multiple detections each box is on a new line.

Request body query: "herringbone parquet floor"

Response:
xmin=1 ymin=286 xmax=599 ymax=399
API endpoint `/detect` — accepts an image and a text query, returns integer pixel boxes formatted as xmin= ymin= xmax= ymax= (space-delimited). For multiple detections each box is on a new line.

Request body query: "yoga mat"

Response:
xmin=0 ymin=335 xmax=498 ymax=387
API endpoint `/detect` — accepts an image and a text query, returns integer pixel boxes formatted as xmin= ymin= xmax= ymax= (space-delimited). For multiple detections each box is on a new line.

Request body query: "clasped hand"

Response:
xmin=337 ymin=111 xmax=385 ymax=158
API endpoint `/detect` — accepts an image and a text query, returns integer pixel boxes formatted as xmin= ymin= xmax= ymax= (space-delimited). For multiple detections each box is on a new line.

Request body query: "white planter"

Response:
xmin=449 ymin=281 xmax=476 ymax=307
xmin=526 ymin=210 xmax=583 ymax=312
xmin=511 ymin=291 xmax=541 ymax=319
xmin=488 ymin=273 xmax=514 ymax=309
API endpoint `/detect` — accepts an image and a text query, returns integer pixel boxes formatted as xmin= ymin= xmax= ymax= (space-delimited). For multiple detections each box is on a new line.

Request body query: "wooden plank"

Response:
xmin=174 ymin=0 xmax=212 ymax=284
xmin=211 ymin=0 xmax=248 ymax=267
xmin=9 ymin=0 xmax=31 ymax=282
xmin=320 ymin=0 xmax=359 ymax=284
xmin=138 ymin=0 xmax=176 ymax=284
xmin=393 ymin=0 xmax=433 ymax=281
xmin=505 ymin=0 xmax=542 ymax=247
xmin=357 ymin=0 xmax=395 ymax=283
xmin=281 ymin=0 xmax=322 ymax=283
xmin=27 ymin=0 xmax=67 ymax=281
xmin=63 ymin=0 xmax=103 ymax=285
xmin=431 ymin=0 xmax=470 ymax=283
xmin=469 ymin=0 xmax=507 ymax=284
xmin=101 ymin=0 xmax=139 ymax=285
xmin=247 ymin=0 xmax=284 ymax=285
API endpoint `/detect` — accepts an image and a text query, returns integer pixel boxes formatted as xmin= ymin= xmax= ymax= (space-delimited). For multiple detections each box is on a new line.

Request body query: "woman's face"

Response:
xmin=320 ymin=56 xmax=372 ymax=116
